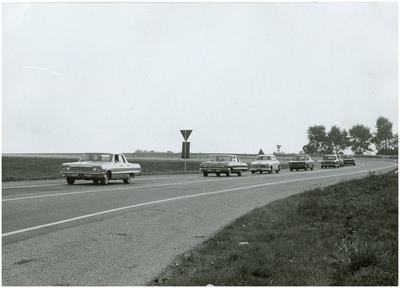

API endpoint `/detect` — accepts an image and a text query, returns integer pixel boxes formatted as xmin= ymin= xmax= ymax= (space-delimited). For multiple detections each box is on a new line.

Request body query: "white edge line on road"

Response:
xmin=2 ymin=163 xmax=397 ymax=237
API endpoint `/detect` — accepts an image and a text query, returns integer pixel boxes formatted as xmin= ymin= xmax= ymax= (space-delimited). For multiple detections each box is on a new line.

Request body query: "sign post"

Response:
xmin=180 ymin=130 xmax=192 ymax=173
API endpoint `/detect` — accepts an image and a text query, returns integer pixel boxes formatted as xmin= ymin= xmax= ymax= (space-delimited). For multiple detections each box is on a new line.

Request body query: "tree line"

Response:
xmin=303 ymin=116 xmax=398 ymax=155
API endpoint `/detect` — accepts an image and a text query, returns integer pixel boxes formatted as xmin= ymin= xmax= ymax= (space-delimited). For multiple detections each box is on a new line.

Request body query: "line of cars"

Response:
xmin=60 ymin=152 xmax=357 ymax=184
xmin=199 ymin=153 xmax=356 ymax=176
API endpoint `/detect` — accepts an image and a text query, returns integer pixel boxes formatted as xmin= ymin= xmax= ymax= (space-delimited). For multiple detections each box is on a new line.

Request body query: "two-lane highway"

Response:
xmin=2 ymin=158 xmax=397 ymax=285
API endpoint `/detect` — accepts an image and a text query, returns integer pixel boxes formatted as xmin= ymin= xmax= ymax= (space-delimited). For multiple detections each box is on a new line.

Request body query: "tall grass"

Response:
xmin=150 ymin=170 xmax=398 ymax=286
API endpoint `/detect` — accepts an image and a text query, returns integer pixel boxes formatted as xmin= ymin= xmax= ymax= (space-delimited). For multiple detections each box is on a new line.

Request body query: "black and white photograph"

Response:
xmin=2 ymin=1 xmax=398 ymax=286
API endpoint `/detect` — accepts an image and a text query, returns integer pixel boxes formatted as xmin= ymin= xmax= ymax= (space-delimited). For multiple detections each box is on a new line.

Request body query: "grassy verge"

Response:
xmin=1 ymin=156 xmax=289 ymax=182
xmin=150 ymin=170 xmax=398 ymax=286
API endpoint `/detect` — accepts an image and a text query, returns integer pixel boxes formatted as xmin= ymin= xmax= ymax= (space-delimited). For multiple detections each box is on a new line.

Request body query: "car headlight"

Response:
xmin=92 ymin=166 xmax=102 ymax=171
xmin=61 ymin=165 xmax=70 ymax=171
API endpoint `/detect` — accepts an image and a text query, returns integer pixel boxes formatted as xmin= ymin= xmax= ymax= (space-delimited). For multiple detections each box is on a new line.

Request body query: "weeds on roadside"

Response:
xmin=151 ymin=170 xmax=398 ymax=286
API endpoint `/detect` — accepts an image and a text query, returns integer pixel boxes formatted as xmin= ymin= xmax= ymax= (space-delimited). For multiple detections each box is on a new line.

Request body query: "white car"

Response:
xmin=250 ymin=154 xmax=281 ymax=174
xmin=60 ymin=152 xmax=141 ymax=185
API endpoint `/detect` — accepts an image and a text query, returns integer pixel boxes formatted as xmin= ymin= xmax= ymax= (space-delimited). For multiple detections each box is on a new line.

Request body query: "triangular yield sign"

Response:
xmin=180 ymin=130 xmax=192 ymax=141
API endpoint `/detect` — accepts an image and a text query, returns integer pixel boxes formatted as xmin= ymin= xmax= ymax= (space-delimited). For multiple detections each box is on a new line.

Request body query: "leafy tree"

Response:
xmin=349 ymin=124 xmax=373 ymax=154
xmin=373 ymin=116 xmax=394 ymax=155
xmin=305 ymin=125 xmax=328 ymax=153
xmin=388 ymin=133 xmax=398 ymax=155
xmin=327 ymin=126 xmax=349 ymax=153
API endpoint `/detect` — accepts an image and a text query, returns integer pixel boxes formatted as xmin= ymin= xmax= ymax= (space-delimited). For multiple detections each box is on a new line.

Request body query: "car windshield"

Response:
xmin=79 ymin=153 xmax=113 ymax=162
xmin=343 ymin=155 xmax=354 ymax=159
xmin=323 ymin=156 xmax=336 ymax=160
xmin=210 ymin=156 xmax=231 ymax=162
xmin=292 ymin=156 xmax=306 ymax=160
xmin=256 ymin=156 xmax=272 ymax=160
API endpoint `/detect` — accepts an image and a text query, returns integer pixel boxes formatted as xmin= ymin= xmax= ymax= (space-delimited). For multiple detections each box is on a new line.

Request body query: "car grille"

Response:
xmin=253 ymin=164 xmax=267 ymax=169
xmin=70 ymin=166 xmax=93 ymax=172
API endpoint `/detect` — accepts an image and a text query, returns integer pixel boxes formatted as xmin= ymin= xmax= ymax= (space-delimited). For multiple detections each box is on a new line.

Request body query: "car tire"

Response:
xmin=93 ymin=180 xmax=99 ymax=184
xmin=67 ymin=177 xmax=75 ymax=185
xmin=123 ymin=174 xmax=132 ymax=184
xmin=237 ymin=170 xmax=242 ymax=176
xmin=276 ymin=166 xmax=280 ymax=173
xmin=251 ymin=171 xmax=255 ymax=174
xmin=203 ymin=171 xmax=208 ymax=177
xmin=101 ymin=172 xmax=110 ymax=185
xmin=216 ymin=172 xmax=221 ymax=177
xmin=290 ymin=168 xmax=293 ymax=171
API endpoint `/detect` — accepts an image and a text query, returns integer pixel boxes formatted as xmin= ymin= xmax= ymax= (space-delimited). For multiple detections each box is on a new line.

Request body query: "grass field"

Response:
xmin=150 ymin=170 xmax=398 ymax=286
xmin=2 ymin=154 xmax=292 ymax=182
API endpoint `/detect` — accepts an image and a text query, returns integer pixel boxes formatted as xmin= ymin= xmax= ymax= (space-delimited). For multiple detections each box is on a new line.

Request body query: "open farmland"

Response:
xmin=2 ymin=153 xmax=297 ymax=182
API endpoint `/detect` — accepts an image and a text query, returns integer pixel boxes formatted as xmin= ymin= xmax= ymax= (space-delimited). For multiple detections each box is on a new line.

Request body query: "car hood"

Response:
xmin=61 ymin=161 xmax=108 ymax=166
xmin=200 ymin=161 xmax=230 ymax=166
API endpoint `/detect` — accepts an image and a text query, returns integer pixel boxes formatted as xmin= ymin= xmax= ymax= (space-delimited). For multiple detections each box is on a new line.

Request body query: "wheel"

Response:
xmin=67 ymin=177 xmax=75 ymax=185
xmin=203 ymin=171 xmax=208 ymax=177
xmin=93 ymin=180 xmax=99 ymax=184
xmin=259 ymin=171 xmax=263 ymax=174
xmin=123 ymin=174 xmax=132 ymax=184
xmin=237 ymin=170 xmax=242 ymax=176
xmin=216 ymin=172 xmax=221 ymax=177
xmin=290 ymin=168 xmax=293 ymax=172
xmin=353 ymin=163 xmax=356 ymax=166
xmin=296 ymin=169 xmax=298 ymax=171
xmin=101 ymin=172 xmax=110 ymax=185
xmin=276 ymin=166 xmax=280 ymax=173
xmin=268 ymin=167 xmax=272 ymax=174
xmin=311 ymin=165 xmax=314 ymax=171
xmin=226 ymin=169 xmax=231 ymax=177
xmin=251 ymin=171 xmax=255 ymax=174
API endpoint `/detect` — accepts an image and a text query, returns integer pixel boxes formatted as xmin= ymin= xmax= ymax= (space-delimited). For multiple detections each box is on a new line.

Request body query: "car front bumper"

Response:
xmin=321 ymin=162 xmax=339 ymax=167
xmin=61 ymin=172 xmax=105 ymax=180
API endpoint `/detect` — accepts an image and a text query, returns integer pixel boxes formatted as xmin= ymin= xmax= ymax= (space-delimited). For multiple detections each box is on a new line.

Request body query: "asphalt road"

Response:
xmin=2 ymin=158 xmax=397 ymax=286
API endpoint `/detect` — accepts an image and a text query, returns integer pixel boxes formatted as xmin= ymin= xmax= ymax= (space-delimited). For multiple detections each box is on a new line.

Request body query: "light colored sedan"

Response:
xmin=60 ymin=152 xmax=141 ymax=185
xmin=321 ymin=155 xmax=341 ymax=169
xmin=250 ymin=154 xmax=281 ymax=174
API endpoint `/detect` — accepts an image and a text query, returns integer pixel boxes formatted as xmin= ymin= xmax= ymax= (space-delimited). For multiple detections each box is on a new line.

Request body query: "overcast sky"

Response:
xmin=2 ymin=2 xmax=398 ymax=154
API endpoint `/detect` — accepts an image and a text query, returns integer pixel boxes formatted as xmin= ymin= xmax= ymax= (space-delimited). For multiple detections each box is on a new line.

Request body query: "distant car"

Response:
xmin=289 ymin=155 xmax=314 ymax=171
xmin=200 ymin=155 xmax=248 ymax=177
xmin=321 ymin=155 xmax=341 ymax=169
xmin=250 ymin=154 xmax=281 ymax=174
xmin=60 ymin=152 xmax=141 ymax=185
xmin=342 ymin=154 xmax=356 ymax=166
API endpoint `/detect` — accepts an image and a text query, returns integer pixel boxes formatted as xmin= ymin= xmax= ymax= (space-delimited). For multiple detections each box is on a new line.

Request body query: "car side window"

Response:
xmin=120 ymin=155 xmax=126 ymax=163
xmin=115 ymin=155 xmax=120 ymax=163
